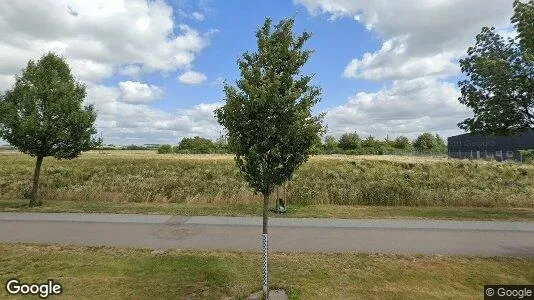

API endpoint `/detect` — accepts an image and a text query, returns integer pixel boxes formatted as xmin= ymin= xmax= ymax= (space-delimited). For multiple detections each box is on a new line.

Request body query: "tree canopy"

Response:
xmin=0 ymin=52 xmax=98 ymax=205
xmin=178 ymin=136 xmax=215 ymax=154
xmin=215 ymin=18 xmax=324 ymax=197
xmin=413 ymin=133 xmax=446 ymax=152
xmin=394 ymin=136 xmax=412 ymax=150
xmin=0 ymin=53 xmax=97 ymax=159
xmin=512 ymin=0 xmax=534 ymax=61
xmin=338 ymin=132 xmax=361 ymax=150
xmin=458 ymin=1 xmax=534 ymax=135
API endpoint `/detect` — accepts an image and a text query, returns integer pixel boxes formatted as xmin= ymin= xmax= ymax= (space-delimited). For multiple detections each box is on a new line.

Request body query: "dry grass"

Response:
xmin=1 ymin=150 xmax=533 ymax=208
xmin=0 ymin=243 xmax=533 ymax=299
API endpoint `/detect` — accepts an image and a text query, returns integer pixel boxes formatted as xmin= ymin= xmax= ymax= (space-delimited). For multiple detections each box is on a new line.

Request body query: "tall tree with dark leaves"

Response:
xmin=512 ymin=0 xmax=534 ymax=62
xmin=0 ymin=53 xmax=98 ymax=206
xmin=215 ymin=18 xmax=324 ymax=298
xmin=457 ymin=25 xmax=534 ymax=135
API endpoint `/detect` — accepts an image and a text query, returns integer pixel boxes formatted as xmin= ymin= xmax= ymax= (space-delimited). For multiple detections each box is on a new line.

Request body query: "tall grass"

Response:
xmin=1 ymin=151 xmax=533 ymax=207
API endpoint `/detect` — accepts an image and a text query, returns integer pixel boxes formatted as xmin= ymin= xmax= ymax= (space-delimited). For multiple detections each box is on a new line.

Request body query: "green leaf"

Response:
xmin=215 ymin=18 xmax=324 ymax=197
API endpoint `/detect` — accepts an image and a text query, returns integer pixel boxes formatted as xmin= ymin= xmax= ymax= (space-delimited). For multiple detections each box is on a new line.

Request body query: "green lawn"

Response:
xmin=1 ymin=243 xmax=532 ymax=299
xmin=2 ymin=199 xmax=534 ymax=221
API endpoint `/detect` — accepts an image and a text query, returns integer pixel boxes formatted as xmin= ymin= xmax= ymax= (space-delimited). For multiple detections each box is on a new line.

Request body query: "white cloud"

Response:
xmin=177 ymin=10 xmax=206 ymax=22
xmin=0 ymin=75 xmax=15 ymax=91
xmin=342 ymin=38 xmax=459 ymax=80
xmin=119 ymin=65 xmax=142 ymax=78
xmin=69 ymin=59 xmax=114 ymax=82
xmin=85 ymin=83 xmax=222 ymax=144
xmin=192 ymin=12 xmax=205 ymax=21
xmin=296 ymin=0 xmax=513 ymax=81
xmin=325 ymin=77 xmax=471 ymax=138
xmin=118 ymin=81 xmax=164 ymax=104
xmin=0 ymin=0 xmax=218 ymax=144
xmin=295 ymin=0 xmax=514 ymax=138
xmin=178 ymin=70 xmax=207 ymax=85
xmin=209 ymin=76 xmax=225 ymax=86
xmin=0 ymin=0 xmax=211 ymax=84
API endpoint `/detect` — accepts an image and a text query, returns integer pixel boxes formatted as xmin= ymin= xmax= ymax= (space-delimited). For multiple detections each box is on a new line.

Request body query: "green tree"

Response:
xmin=323 ymin=135 xmax=338 ymax=152
xmin=215 ymin=18 xmax=323 ymax=297
xmin=413 ymin=132 xmax=444 ymax=152
xmin=157 ymin=144 xmax=173 ymax=154
xmin=309 ymin=134 xmax=324 ymax=155
xmin=361 ymin=135 xmax=379 ymax=149
xmin=393 ymin=136 xmax=412 ymax=150
xmin=214 ymin=132 xmax=228 ymax=153
xmin=178 ymin=136 xmax=215 ymax=154
xmin=434 ymin=134 xmax=446 ymax=152
xmin=338 ymin=132 xmax=361 ymax=150
xmin=382 ymin=135 xmax=396 ymax=149
xmin=0 ymin=53 xmax=98 ymax=206
xmin=458 ymin=1 xmax=534 ymax=135
xmin=512 ymin=0 xmax=534 ymax=61
xmin=125 ymin=144 xmax=146 ymax=150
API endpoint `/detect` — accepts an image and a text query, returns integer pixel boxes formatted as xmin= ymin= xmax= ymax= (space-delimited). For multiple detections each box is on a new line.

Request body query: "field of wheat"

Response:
xmin=1 ymin=150 xmax=533 ymax=207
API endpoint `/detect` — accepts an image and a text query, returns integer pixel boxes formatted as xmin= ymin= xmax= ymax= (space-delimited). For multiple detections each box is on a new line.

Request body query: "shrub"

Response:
xmin=394 ymin=136 xmax=412 ymax=150
xmin=157 ymin=144 xmax=173 ymax=154
xmin=338 ymin=132 xmax=361 ymax=150
xmin=178 ymin=136 xmax=214 ymax=154
xmin=125 ymin=145 xmax=147 ymax=150
xmin=413 ymin=133 xmax=446 ymax=152
xmin=519 ymin=149 xmax=534 ymax=163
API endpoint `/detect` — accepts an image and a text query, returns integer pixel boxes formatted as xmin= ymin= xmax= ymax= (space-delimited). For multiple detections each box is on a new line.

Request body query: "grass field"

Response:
xmin=2 ymin=199 xmax=534 ymax=221
xmin=1 ymin=150 xmax=533 ymax=209
xmin=1 ymin=243 xmax=533 ymax=299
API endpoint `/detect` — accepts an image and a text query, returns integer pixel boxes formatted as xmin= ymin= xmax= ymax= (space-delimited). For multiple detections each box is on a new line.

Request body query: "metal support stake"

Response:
xmin=262 ymin=233 xmax=269 ymax=299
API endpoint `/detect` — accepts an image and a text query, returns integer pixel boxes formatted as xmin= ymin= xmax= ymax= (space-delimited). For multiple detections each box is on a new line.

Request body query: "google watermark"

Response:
xmin=485 ymin=285 xmax=534 ymax=299
xmin=5 ymin=278 xmax=62 ymax=299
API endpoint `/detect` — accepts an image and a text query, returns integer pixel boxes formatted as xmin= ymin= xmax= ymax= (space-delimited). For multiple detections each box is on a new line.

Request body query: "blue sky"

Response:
xmin=106 ymin=0 xmax=383 ymax=113
xmin=0 ymin=0 xmax=515 ymax=145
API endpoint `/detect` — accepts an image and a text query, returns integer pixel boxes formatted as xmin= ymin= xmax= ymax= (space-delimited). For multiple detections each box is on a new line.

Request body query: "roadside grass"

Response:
xmin=1 ymin=150 xmax=534 ymax=208
xmin=0 ymin=243 xmax=533 ymax=299
xmin=2 ymin=199 xmax=534 ymax=221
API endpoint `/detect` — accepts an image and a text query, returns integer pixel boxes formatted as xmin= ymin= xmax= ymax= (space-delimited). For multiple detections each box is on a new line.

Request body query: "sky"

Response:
xmin=0 ymin=0 xmax=516 ymax=145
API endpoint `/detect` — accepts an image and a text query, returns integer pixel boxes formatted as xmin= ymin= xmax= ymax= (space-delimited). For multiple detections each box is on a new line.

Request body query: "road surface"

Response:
xmin=1 ymin=212 xmax=533 ymax=256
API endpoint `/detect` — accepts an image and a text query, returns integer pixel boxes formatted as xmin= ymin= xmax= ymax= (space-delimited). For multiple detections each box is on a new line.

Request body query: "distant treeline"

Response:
xmin=157 ymin=132 xmax=447 ymax=155
xmin=157 ymin=136 xmax=228 ymax=154
xmin=96 ymin=144 xmax=161 ymax=151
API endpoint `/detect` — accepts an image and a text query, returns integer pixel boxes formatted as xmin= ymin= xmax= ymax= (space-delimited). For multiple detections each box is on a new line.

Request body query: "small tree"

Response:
xmin=434 ymin=134 xmax=447 ymax=152
xmin=215 ymin=18 xmax=323 ymax=297
xmin=394 ymin=136 xmax=412 ymax=150
xmin=338 ymin=132 xmax=361 ymax=150
xmin=309 ymin=134 xmax=324 ymax=155
xmin=0 ymin=53 xmax=98 ymax=206
xmin=157 ymin=144 xmax=173 ymax=154
xmin=361 ymin=135 xmax=378 ymax=148
xmin=323 ymin=136 xmax=339 ymax=153
xmin=413 ymin=132 xmax=439 ymax=152
xmin=178 ymin=136 xmax=214 ymax=154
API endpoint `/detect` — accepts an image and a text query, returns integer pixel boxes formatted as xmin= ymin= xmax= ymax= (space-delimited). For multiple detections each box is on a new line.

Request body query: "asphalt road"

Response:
xmin=1 ymin=212 xmax=534 ymax=256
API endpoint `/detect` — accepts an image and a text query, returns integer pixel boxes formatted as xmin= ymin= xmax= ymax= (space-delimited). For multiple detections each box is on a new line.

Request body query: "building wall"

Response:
xmin=447 ymin=130 xmax=534 ymax=161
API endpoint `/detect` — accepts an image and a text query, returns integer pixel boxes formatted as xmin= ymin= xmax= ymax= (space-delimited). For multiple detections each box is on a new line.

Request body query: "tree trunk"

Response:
xmin=30 ymin=155 xmax=43 ymax=207
xmin=262 ymin=193 xmax=269 ymax=299
xmin=263 ymin=193 xmax=269 ymax=235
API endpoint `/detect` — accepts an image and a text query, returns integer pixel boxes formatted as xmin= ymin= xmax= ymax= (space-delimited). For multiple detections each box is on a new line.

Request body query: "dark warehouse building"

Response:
xmin=447 ymin=130 xmax=534 ymax=161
